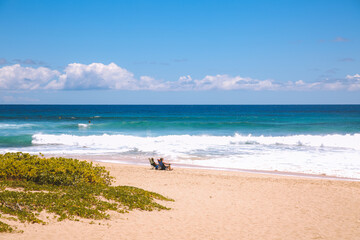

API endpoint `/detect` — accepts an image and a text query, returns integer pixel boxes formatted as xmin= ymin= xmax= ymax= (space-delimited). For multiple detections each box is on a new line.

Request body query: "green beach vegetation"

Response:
xmin=0 ymin=152 xmax=173 ymax=233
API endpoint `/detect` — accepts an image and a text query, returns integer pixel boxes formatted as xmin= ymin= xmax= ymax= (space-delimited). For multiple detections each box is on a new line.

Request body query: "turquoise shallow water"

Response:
xmin=1 ymin=105 xmax=360 ymax=178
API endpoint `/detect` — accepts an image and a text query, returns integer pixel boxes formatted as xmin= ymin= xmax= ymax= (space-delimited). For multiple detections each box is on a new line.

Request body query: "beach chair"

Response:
xmin=148 ymin=158 xmax=159 ymax=170
xmin=158 ymin=158 xmax=172 ymax=171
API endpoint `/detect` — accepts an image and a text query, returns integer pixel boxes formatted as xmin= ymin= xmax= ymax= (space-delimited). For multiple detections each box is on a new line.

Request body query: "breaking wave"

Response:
xmin=32 ymin=133 xmax=360 ymax=152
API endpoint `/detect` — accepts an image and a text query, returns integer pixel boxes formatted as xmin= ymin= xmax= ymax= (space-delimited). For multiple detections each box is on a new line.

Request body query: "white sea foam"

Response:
xmin=78 ymin=123 xmax=90 ymax=128
xmin=32 ymin=133 xmax=360 ymax=151
xmin=28 ymin=133 xmax=360 ymax=179
xmin=0 ymin=123 xmax=36 ymax=129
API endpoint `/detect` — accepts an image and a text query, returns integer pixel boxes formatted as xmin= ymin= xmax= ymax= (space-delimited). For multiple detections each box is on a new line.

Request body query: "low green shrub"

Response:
xmin=0 ymin=152 xmax=173 ymax=233
xmin=0 ymin=220 xmax=13 ymax=233
xmin=0 ymin=152 xmax=113 ymax=186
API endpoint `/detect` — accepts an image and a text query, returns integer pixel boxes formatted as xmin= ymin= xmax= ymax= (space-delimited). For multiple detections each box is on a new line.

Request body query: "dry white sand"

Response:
xmin=2 ymin=162 xmax=360 ymax=240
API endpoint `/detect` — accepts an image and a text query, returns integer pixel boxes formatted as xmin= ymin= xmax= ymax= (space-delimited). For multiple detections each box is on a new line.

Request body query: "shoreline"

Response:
xmin=95 ymin=159 xmax=360 ymax=182
xmin=40 ymin=153 xmax=360 ymax=182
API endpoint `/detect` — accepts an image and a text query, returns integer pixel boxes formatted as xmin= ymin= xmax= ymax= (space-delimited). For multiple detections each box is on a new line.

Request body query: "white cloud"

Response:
xmin=167 ymin=75 xmax=280 ymax=91
xmin=45 ymin=62 xmax=166 ymax=90
xmin=0 ymin=63 xmax=359 ymax=92
xmin=172 ymin=74 xmax=360 ymax=91
xmin=345 ymin=74 xmax=360 ymax=91
xmin=0 ymin=64 xmax=60 ymax=90
xmin=193 ymin=75 xmax=279 ymax=90
xmin=295 ymin=80 xmax=305 ymax=86
xmin=284 ymin=74 xmax=360 ymax=91
xmin=47 ymin=62 xmax=137 ymax=90
xmin=138 ymin=76 xmax=166 ymax=90
xmin=346 ymin=74 xmax=360 ymax=79
xmin=284 ymin=80 xmax=346 ymax=91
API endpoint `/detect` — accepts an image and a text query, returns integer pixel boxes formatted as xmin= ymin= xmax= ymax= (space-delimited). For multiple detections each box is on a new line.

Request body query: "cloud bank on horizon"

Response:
xmin=0 ymin=62 xmax=359 ymax=92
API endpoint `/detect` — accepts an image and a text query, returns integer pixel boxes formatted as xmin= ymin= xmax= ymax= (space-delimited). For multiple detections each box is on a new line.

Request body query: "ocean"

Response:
xmin=0 ymin=105 xmax=360 ymax=178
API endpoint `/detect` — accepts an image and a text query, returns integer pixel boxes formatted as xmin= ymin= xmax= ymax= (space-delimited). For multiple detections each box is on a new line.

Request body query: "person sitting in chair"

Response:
xmin=148 ymin=158 xmax=159 ymax=169
xmin=157 ymin=158 xmax=172 ymax=170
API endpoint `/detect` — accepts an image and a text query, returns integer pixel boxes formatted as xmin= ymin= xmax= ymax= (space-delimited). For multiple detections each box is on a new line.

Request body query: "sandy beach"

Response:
xmin=2 ymin=162 xmax=360 ymax=240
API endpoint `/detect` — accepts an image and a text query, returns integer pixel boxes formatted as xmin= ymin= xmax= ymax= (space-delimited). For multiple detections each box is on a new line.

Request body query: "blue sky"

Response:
xmin=0 ymin=0 xmax=359 ymax=104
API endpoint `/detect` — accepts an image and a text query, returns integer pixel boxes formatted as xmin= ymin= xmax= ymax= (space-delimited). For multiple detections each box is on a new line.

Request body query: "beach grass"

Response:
xmin=0 ymin=152 xmax=173 ymax=233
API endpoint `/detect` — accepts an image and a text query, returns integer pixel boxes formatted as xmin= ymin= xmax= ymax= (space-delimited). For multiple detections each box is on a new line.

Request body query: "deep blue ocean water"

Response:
xmin=1 ymin=105 xmax=360 ymax=178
